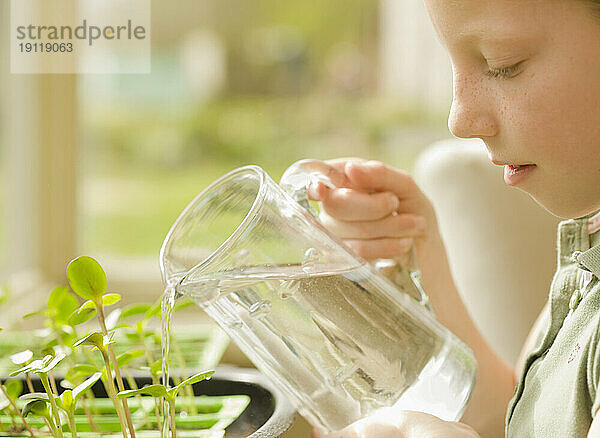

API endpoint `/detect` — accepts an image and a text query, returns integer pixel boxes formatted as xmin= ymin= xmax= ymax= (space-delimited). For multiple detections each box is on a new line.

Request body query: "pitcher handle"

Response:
xmin=280 ymin=160 xmax=434 ymax=315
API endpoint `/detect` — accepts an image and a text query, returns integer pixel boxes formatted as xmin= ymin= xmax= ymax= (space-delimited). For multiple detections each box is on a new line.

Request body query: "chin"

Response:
xmin=528 ymin=194 xmax=600 ymax=220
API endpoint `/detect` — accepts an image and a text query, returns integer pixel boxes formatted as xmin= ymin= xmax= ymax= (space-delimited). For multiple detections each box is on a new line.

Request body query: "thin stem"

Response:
xmin=142 ymin=332 xmax=163 ymax=420
xmin=97 ymin=304 xmax=136 ymax=438
xmin=40 ymin=373 xmax=63 ymax=438
xmin=169 ymin=401 xmax=177 ymax=438
xmin=171 ymin=338 xmax=196 ymax=415
xmin=67 ymin=410 xmax=77 ymax=438
xmin=25 ymin=374 xmax=35 ymax=393
xmin=124 ymin=369 xmax=153 ymax=430
xmin=49 ymin=372 xmax=59 ymax=396
xmin=100 ymin=349 xmax=128 ymax=438
xmin=42 ymin=416 xmax=53 ymax=434
xmin=42 ymin=413 xmax=58 ymax=437
xmin=0 ymin=382 xmax=36 ymax=438
xmin=157 ymin=399 xmax=164 ymax=437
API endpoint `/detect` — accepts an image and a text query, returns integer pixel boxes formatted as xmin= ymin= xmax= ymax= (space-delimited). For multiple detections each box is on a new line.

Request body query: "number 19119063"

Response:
xmin=19 ymin=42 xmax=73 ymax=53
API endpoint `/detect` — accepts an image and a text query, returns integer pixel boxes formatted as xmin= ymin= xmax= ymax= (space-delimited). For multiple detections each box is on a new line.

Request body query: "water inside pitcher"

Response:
xmin=159 ymin=164 xmax=476 ymax=433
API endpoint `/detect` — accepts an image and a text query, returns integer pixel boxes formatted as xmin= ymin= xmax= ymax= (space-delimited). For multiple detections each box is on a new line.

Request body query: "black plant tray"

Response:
xmin=0 ymin=367 xmax=296 ymax=437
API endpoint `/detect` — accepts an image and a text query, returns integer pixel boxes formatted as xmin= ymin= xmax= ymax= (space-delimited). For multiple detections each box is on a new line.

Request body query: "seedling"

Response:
xmin=118 ymin=370 xmax=214 ymax=438
xmin=73 ymin=332 xmax=128 ymax=437
xmin=0 ymin=256 xmax=230 ymax=437
xmin=10 ymin=353 xmax=67 ymax=437
xmin=67 ymin=256 xmax=136 ymax=438
xmin=0 ymin=379 xmax=34 ymax=437
xmin=19 ymin=372 xmax=102 ymax=438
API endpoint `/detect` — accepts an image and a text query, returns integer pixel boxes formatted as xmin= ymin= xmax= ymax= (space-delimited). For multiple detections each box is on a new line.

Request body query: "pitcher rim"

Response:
xmin=159 ymin=165 xmax=267 ymax=284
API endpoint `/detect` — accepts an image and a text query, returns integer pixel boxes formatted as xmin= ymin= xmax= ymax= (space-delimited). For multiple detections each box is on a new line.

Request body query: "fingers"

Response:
xmin=319 ymin=213 xmax=426 ymax=240
xmin=344 ymin=160 xmax=418 ymax=201
xmin=343 ymin=237 xmax=414 ymax=261
xmin=314 ymin=186 xmax=400 ymax=221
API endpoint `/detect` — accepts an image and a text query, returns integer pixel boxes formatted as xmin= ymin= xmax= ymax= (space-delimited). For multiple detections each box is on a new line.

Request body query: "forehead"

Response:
xmin=423 ymin=0 xmax=557 ymax=49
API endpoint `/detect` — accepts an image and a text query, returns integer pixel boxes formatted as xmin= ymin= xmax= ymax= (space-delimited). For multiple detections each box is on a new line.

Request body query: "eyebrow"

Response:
xmin=452 ymin=28 xmax=540 ymax=51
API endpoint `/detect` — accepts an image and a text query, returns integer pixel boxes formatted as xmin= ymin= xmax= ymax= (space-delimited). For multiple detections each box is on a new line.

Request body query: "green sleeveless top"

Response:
xmin=506 ymin=208 xmax=600 ymax=437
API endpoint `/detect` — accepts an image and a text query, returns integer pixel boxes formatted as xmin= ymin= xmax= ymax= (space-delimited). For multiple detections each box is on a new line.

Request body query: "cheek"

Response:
xmin=506 ymin=66 xmax=600 ymax=172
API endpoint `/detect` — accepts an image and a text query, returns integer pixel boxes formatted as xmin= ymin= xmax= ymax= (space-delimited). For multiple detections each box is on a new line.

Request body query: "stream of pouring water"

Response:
xmin=161 ymin=283 xmax=177 ymax=435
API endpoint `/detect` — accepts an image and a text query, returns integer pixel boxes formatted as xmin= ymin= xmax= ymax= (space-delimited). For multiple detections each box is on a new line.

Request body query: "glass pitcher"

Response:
xmin=159 ymin=163 xmax=476 ymax=433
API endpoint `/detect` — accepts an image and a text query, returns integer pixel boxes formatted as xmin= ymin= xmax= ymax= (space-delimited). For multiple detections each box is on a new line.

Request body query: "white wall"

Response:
xmin=379 ymin=0 xmax=453 ymax=112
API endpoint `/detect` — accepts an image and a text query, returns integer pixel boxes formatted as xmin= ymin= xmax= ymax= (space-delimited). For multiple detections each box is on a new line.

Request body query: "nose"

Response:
xmin=447 ymin=71 xmax=498 ymax=139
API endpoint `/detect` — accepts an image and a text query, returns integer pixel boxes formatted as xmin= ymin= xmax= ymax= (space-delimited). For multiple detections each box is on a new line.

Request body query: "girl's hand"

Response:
xmin=293 ymin=158 xmax=439 ymax=262
xmin=312 ymin=409 xmax=481 ymax=438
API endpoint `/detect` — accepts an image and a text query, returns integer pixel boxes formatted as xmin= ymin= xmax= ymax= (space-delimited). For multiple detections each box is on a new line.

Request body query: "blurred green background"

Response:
xmin=1 ymin=0 xmax=453 ymax=265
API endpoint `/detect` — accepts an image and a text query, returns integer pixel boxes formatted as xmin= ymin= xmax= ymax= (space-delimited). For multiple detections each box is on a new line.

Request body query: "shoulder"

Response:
xmin=516 ymin=301 xmax=550 ymax=379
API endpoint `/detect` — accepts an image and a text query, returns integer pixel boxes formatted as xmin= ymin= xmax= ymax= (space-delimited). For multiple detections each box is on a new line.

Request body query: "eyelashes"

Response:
xmin=484 ymin=62 xmax=523 ymax=79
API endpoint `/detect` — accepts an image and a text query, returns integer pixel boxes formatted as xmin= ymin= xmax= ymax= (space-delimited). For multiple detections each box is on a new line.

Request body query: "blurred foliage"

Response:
xmin=78 ymin=0 xmax=450 ymax=256
xmin=81 ymin=97 xmax=448 ymax=256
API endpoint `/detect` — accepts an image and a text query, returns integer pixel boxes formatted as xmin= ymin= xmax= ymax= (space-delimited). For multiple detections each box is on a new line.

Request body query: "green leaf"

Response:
xmin=117 ymin=350 xmax=144 ymax=367
xmin=118 ymin=384 xmax=168 ymax=399
xmin=79 ymin=300 xmax=96 ymax=311
xmin=121 ymin=304 xmax=151 ymax=319
xmin=48 ymin=286 xmax=69 ymax=309
xmin=55 ymin=294 xmax=79 ymax=324
xmin=73 ymin=332 xmax=104 ymax=350
xmin=72 ymin=372 xmax=101 ymax=403
xmin=102 ymin=293 xmax=121 ymax=306
xmin=22 ymin=399 xmax=50 ymax=418
xmin=4 ymin=380 xmax=23 ymax=400
xmin=41 ymin=347 xmax=55 ymax=357
xmin=149 ymin=360 xmax=162 ymax=378
xmin=0 ymin=284 xmax=10 ymax=306
xmin=23 ymin=309 xmax=44 ymax=319
xmin=58 ymin=389 xmax=73 ymax=411
xmin=168 ymin=370 xmax=214 ymax=398
xmin=68 ymin=304 xmax=97 ymax=326
xmin=67 ymin=256 xmax=107 ymax=300
xmin=72 ymin=364 xmax=99 ymax=375
xmin=145 ymin=298 xmax=162 ymax=320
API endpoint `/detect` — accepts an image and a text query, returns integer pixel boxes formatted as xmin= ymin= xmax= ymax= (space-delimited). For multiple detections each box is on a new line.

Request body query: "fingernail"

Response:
xmin=416 ymin=216 xmax=427 ymax=230
xmin=307 ymin=182 xmax=321 ymax=200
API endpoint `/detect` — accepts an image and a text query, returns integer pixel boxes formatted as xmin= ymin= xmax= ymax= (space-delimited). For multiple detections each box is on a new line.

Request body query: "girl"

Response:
xmin=305 ymin=0 xmax=600 ymax=436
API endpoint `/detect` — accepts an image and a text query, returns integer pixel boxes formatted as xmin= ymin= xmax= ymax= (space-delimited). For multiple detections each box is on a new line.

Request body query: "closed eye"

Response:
xmin=484 ymin=62 xmax=523 ymax=79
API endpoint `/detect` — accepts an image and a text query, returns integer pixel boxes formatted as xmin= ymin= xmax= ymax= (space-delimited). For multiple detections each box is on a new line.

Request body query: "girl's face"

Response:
xmin=423 ymin=0 xmax=600 ymax=219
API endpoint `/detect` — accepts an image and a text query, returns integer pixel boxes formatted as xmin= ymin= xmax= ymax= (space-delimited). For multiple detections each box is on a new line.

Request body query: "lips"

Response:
xmin=504 ymin=163 xmax=536 ymax=186
xmin=492 ymin=159 xmax=535 ymax=167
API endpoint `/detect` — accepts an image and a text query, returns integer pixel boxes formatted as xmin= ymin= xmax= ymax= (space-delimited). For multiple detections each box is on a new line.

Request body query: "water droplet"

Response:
xmin=248 ymin=299 xmax=271 ymax=319
xmin=302 ymin=248 xmax=322 ymax=273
